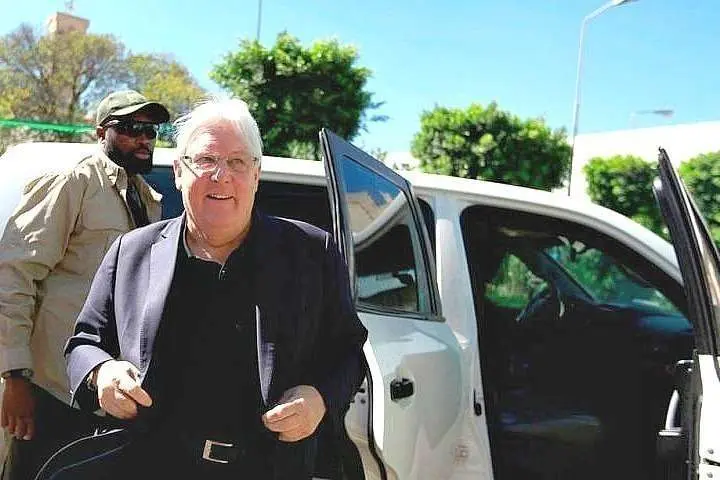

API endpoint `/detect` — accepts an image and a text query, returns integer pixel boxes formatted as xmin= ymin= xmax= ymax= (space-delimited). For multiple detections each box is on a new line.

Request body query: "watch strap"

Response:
xmin=1 ymin=368 xmax=34 ymax=380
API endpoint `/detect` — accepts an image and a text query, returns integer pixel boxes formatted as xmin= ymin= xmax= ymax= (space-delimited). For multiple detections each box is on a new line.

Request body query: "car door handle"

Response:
xmin=390 ymin=378 xmax=414 ymax=401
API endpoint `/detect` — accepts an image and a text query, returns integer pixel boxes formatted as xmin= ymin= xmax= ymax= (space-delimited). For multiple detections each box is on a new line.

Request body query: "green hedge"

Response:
xmin=679 ymin=152 xmax=720 ymax=245
xmin=583 ymin=155 xmax=666 ymax=235
xmin=584 ymin=152 xmax=720 ymax=246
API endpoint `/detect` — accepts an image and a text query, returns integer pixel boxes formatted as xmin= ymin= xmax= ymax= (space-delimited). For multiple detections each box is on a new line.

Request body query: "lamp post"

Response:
xmin=567 ymin=0 xmax=637 ymax=196
xmin=256 ymin=0 xmax=263 ymax=42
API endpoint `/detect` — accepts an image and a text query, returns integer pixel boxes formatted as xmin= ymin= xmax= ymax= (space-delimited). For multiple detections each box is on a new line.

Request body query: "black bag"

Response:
xmin=34 ymin=428 xmax=132 ymax=480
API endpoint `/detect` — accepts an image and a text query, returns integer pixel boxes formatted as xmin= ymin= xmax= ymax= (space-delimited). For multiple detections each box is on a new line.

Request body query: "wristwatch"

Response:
xmin=1 ymin=368 xmax=34 ymax=380
xmin=85 ymin=368 xmax=99 ymax=392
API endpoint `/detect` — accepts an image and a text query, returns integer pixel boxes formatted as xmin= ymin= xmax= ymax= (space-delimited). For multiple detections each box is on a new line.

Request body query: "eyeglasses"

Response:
xmin=103 ymin=120 xmax=159 ymax=139
xmin=179 ymin=154 xmax=258 ymax=176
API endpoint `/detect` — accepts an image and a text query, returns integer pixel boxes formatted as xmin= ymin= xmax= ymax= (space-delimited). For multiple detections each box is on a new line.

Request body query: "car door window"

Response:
xmin=143 ymin=166 xmax=184 ymax=219
xmin=545 ymin=242 xmax=681 ymax=315
xmin=342 ymin=158 xmax=427 ymax=313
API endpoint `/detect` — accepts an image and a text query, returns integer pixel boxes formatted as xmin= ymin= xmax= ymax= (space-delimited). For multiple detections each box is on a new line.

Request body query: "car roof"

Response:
xmin=0 ymin=142 xmax=679 ymax=281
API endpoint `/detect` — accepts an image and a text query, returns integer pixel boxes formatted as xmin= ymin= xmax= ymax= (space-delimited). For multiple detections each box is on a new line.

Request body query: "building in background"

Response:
xmin=570 ymin=120 xmax=720 ymax=199
xmin=45 ymin=11 xmax=88 ymax=35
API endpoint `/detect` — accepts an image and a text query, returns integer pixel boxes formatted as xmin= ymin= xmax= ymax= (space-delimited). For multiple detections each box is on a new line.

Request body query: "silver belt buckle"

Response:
xmin=202 ymin=439 xmax=234 ymax=464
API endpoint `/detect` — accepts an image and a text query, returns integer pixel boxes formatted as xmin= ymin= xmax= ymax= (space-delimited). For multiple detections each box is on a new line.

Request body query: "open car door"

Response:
xmin=320 ymin=129 xmax=465 ymax=479
xmin=654 ymin=148 xmax=720 ymax=479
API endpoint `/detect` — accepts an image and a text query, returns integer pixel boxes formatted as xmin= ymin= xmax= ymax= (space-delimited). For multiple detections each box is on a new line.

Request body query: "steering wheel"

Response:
xmin=515 ymin=284 xmax=565 ymax=328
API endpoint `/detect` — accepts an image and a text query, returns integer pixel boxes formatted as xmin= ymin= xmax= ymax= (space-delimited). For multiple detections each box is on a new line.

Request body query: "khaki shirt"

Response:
xmin=0 ymin=149 xmax=161 ymax=404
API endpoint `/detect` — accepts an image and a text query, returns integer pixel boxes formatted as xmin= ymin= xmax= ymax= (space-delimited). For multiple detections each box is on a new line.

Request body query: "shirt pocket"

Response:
xmin=64 ymin=199 xmax=129 ymax=276
xmin=80 ymin=192 xmax=130 ymax=233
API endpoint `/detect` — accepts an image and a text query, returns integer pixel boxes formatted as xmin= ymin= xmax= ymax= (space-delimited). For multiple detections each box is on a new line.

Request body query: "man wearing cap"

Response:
xmin=0 ymin=90 xmax=169 ymax=479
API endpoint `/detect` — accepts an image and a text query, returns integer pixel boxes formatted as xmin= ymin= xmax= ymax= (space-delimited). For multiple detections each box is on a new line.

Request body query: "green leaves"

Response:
xmin=584 ymin=152 xmax=720 ymax=246
xmin=411 ymin=102 xmax=570 ymax=191
xmin=0 ymin=24 xmax=206 ymax=150
xmin=126 ymin=53 xmax=206 ymax=124
xmin=210 ymin=32 xmax=383 ymax=160
xmin=584 ymin=155 xmax=665 ymax=236
xmin=0 ymin=24 xmax=127 ymax=124
xmin=679 ymin=152 xmax=720 ymax=245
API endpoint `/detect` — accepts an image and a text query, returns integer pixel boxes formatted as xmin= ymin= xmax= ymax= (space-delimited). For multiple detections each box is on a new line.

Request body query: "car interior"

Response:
xmin=461 ymin=206 xmax=694 ymax=480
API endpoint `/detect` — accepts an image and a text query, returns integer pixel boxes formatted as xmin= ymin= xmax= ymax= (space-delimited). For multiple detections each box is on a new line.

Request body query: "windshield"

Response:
xmin=544 ymin=240 xmax=681 ymax=315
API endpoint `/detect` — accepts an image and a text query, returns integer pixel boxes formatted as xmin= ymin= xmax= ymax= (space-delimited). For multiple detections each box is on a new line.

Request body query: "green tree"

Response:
xmin=0 ymin=24 xmax=128 ymax=125
xmin=0 ymin=23 xmax=206 ymax=152
xmin=679 ymin=151 xmax=720 ymax=244
xmin=210 ymin=32 xmax=385 ymax=159
xmin=583 ymin=155 xmax=665 ymax=235
xmin=411 ymin=102 xmax=570 ymax=191
xmin=127 ymin=53 xmax=206 ymax=121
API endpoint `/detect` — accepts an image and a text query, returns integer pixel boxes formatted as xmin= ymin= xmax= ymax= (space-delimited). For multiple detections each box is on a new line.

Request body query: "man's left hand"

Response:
xmin=262 ymin=385 xmax=326 ymax=442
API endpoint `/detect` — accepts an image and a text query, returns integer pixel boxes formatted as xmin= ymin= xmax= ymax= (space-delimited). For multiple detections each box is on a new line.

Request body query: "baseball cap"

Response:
xmin=96 ymin=90 xmax=170 ymax=126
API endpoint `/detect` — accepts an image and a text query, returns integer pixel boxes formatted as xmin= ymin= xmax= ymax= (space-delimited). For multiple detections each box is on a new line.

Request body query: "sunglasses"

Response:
xmin=103 ymin=120 xmax=159 ymax=139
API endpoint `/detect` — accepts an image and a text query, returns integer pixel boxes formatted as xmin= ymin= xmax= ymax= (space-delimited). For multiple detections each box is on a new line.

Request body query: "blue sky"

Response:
xmin=2 ymin=1 xmax=719 ymax=154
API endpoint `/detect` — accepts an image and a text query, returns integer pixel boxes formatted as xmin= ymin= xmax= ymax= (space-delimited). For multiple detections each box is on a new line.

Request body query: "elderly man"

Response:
xmin=0 ymin=90 xmax=169 ymax=479
xmin=64 ymin=98 xmax=368 ymax=479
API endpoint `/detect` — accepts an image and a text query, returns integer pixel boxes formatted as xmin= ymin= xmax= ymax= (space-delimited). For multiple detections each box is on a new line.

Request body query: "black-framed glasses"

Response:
xmin=103 ymin=120 xmax=159 ymax=139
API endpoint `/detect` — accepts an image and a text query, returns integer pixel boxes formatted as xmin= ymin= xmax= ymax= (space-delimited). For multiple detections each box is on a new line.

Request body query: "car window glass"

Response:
xmin=341 ymin=157 xmax=427 ymax=313
xmin=418 ymin=198 xmax=435 ymax=254
xmin=545 ymin=242 xmax=680 ymax=315
xmin=142 ymin=166 xmax=183 ymax=219
xmin=486 ymin=254 xmax=548 ymax=310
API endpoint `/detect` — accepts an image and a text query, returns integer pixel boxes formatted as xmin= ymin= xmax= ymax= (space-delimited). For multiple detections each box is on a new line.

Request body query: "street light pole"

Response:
xmin=256 ymin=0 xmax=263 ymax=42
xmin=567 ymin=0 xmax=637 ymax=196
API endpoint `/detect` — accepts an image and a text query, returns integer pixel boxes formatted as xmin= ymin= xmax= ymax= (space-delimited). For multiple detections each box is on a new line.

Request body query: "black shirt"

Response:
xmin=144 ymin=223 xmax=272 ymax=469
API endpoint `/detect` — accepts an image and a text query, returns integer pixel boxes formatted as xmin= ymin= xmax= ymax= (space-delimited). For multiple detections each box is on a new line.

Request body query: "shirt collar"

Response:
xmin=95 ymin=146 xmax=127 ymax=187
xmin=181 ymin=211 xmax=258 ymax=265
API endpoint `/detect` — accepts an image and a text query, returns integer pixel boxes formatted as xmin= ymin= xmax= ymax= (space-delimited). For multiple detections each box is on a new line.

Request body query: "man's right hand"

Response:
xmin=95 ymin=360 xmax=152 ymax=420
xmin=1 ymin=377 xmax=36 ymax=440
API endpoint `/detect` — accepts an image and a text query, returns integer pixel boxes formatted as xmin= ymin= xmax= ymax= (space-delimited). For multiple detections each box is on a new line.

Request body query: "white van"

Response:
xmin=0 ymin=132 xmax=717 ymax=480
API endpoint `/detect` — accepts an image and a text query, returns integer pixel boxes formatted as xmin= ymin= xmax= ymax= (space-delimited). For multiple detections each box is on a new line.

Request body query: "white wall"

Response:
xmin=569 ymin=121 xmax=720 ymax=199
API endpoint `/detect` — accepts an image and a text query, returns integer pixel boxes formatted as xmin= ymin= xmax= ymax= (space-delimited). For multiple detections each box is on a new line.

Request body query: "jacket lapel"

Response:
xmin=139 ymin=216 xmax=182 ymax=374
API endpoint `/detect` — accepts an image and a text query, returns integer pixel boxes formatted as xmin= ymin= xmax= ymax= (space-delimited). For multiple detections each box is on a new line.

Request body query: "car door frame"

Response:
xmin=320 ymin=128 xmax=442 ymax=314
xmin=653 ymin=147 xmax=720 ymax=479
xmin=320 ymin=128 xmax=467 ymax=479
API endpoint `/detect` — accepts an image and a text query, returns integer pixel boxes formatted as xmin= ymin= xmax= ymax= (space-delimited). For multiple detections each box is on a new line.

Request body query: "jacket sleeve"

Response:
xmin=64 ymin=235 xmax=122 ymax=411
xmin=313 ymin=234 xmax=368 ymax=421
xmin=0 ymin=172 xmax=85 ymax=374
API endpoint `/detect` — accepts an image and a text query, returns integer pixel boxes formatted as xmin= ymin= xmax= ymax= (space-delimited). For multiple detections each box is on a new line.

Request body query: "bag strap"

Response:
xmin=33 ymin=428 xmax=131 ymax=480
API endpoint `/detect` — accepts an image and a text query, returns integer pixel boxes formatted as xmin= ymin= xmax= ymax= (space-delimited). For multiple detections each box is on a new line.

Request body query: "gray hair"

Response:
xmin=173 ymin=97 xmax=263 ymax=161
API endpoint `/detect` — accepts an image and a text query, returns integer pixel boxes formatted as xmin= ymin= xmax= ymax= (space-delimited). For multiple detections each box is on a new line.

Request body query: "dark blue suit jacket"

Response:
xmin=64 ymin=213 xmax=367 ymax=477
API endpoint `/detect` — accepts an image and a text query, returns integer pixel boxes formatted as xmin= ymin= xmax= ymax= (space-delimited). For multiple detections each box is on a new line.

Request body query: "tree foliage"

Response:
xmin=0 ymin=24 xmax=205 ymax=150
xmin=679 ymin=151 xmax=720 ymax=244
xmin=210 ymin=32 xmax=384 ymax=159
xmin=584 ymin=155 xmax=665 ymax=235
xmin=411 ymin=102 xmax=570 ymax=191
xmin=127 ymin=53 xmax=206 ymax=121
xmin=0 ymin=24 xmax=128 ymax=125
xmin=584 ymin=153 xmax=720 ymax=246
